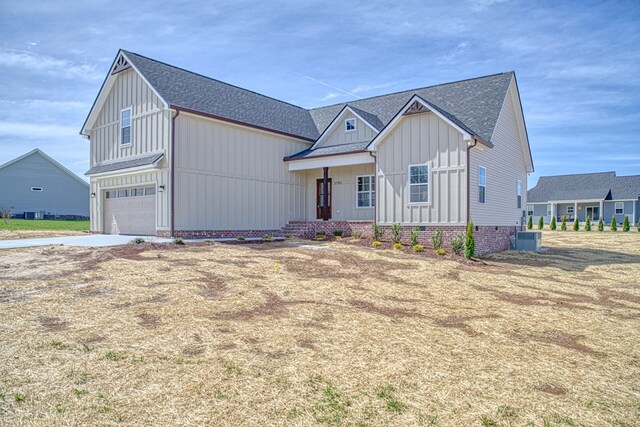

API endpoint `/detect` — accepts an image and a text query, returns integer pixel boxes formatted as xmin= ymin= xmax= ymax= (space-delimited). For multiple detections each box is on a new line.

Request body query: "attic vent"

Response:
xmin=403 ymin=101 xmax=430 ymax=116
xmin=111 ymin=55 xmax=131 ymax=74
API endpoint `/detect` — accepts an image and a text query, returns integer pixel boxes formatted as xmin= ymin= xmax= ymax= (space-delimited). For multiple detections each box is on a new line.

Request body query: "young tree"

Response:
xmin=550 ymin=216 xmax=557 ymax=231
xmin=573 ymin=218 xmax=580 ymax=231
xmin=465 ymin=221 xmax=475 ymax=259
xmin=561 ymin=215 xmax=567 ymax=231
xmin=527 ymin=215 xmax=533 ymax=230
xmin=585 ymin=215 xmax=592 ymax=231
xmin=610 ymin=215 xmax=617 ymax=231
xmin=538 ymin=216 xmax=544 ymax=230
xmin=623 ymin=216 xmax=630 ymax=232
xmin=598 ymin=217 xmax=604 ymax=231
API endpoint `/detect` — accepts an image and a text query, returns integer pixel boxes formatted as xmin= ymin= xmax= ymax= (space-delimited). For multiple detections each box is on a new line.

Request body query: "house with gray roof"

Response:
xmin=527 ymin=172 xmax=640 ymax=225
xmin=81 ymin=49 xmax=533 ymax=253
xmin=0 ymin=149 xmax=89 ymax=219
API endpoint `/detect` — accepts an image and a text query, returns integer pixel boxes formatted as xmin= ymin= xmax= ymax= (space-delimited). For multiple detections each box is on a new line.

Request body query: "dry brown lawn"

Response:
xmin=0 ymin=231 xmax=639 ymax=426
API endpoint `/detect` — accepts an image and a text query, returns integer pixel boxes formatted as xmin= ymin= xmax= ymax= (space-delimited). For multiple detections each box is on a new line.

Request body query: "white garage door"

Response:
xmin=104 ymin=186 xmax=156 ymax=235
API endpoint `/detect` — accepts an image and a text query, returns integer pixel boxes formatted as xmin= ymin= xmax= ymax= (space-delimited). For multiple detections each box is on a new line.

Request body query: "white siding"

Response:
xmin=315 ymin=113 xmax=377 ymax=148
xmin=173 ymin=113 xmax=310 ymax=231
xmin=376 ymin=112 xmax=467 ymax=225
xmin=469 ymin=79 xmax=528 ymax=226
xmin=303 ymin=164 xmax=376 ymax=221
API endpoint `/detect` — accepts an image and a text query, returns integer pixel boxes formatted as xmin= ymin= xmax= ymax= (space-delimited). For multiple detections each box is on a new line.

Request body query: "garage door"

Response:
xmin=104 ymin=186 xmax=156 ymax=235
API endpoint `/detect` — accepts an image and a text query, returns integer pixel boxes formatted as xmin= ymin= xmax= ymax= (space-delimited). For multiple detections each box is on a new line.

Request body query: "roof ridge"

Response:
xmin=308 ymin=72 xmax=514 ymax=111
xmin=121 ymin=49 xmax=310 ymax=112
xmin=539 ymin=171 xmax=617 ymax=179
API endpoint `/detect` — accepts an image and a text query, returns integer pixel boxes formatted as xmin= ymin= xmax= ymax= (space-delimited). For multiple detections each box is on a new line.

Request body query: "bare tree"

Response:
xmin=0 ymin=207 xmax=12 ymax=225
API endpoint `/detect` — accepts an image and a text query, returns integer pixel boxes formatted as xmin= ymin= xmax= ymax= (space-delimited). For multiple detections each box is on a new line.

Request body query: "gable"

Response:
xmin=0 ymin=150 xmax=89 ymax=189
xmin=313 ymin=110 xmax=378 ymax=149
xmin=495 ymin=76 xmax=533 ymax=173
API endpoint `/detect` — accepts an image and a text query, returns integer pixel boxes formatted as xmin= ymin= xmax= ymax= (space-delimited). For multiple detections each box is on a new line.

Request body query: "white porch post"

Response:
xmin=633 ymin=200 xmax=636 ymax=224
xmin=599 ymin=200 xmax=604 ymax=220
xmin=574 ymin=202 xmax=578 ymax=221
xmin=552 ymin=203 xmax=557 ymax=221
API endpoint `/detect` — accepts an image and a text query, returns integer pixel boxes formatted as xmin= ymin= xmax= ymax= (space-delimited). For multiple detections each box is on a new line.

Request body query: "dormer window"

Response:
xmin=120 ymin=107 xmax=132 ymax=146
xmin=345 ymin=118 xmax=356 ymax=132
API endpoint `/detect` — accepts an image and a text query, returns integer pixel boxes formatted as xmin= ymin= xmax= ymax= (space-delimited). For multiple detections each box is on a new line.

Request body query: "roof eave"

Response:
xmin=283 ymin=149 xmax=368 ymax=162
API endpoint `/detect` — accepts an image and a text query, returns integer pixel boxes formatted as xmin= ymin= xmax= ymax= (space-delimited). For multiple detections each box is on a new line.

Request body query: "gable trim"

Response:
xmin=501 ymin=74 xmax=533 ymax=173
xmin=0 ymin=149 xmax=89 ymax=188
xmin=309 ymin=105 xmax=380 ymax=150
xmin=80 ymin=50 xmax=169 ymax=136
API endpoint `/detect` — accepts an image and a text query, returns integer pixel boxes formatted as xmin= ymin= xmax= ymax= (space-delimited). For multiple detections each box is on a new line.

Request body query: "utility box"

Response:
xmin=515 ymin=231 xmax=542 ymax=251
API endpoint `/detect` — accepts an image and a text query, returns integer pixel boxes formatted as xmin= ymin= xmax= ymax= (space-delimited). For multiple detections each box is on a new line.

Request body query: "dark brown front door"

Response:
xmin=316 ymin=178 xmax=332 ymax=219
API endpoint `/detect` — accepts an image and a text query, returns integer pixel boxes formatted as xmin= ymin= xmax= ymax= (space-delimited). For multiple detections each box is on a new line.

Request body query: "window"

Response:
xmin=31 ymin=187 xmax=43 ymax=192
xmin=345 ymin=118 xmax=356 ymax=132
xmin=117 ymin=189 xmax=129 ymax=198
xmin=120 ymin=107 xmax=132 ymax=146
xmin=356 ymin=176 xmax=375 ymax=208
xmin=408 ymin=164 xmax=429 ymax=204
xmin=566 ymin=206 xmax=574 ymax=214
xmin=478 ymin=166 xmax=486 ymax=204
xmin=145 ymin=186 xmax=156 ymax=196
xmin=546 ymin=204 xmax=552 ymax=217
xmin=516 ymin=180 xmax=522 ymax=209
xmin=615 ymin=202 xmax=624 ymax=214
xmin=527 ymin=205 xmax=534 ymax=217
xmin=130 ymin=187 xmax=145 ymax=197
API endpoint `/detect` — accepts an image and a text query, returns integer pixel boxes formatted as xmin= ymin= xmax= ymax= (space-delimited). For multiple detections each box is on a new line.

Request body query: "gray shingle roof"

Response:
xmin=122 ymin=50 xmax=513 ymax=145
xmin=285 ymin=141 xmax=370 ymax=160
xmin=527 ymin=172 xmax=640 ymax=202
xmin=86 ymin=153 xmax=164 ymax=175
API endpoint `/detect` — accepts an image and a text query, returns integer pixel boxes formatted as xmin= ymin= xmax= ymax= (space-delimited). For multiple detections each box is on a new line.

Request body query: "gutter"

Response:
xmin=283 ymin=149 xmax=368 ymax=162
xmin=170 ymin=109 xmax=179 ymax=237
xmin=466 ymin=139 xmax=478 ymax=224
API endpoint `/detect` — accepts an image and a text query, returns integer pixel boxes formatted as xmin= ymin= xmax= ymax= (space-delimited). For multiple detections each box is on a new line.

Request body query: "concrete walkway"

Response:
xmin=0 ymin=234 xmax=173 ymax=249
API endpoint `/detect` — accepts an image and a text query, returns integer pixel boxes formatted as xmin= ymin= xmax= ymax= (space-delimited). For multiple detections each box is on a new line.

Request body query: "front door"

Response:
xmin=316 ymin=178 xmax=332 ymax=219
xmin=586 ymin=206 xmax=599 ymax=220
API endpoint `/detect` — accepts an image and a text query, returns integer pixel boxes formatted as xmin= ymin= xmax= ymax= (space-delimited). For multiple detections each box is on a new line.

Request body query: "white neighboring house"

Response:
xmin=0 ymin=149 xmax=89 ymax=219
xmin=82 ymin=50 xmax=533 ymax=254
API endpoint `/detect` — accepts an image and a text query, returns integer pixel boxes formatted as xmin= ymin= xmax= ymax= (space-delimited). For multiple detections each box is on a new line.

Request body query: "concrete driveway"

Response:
xmin=0 ymin=234 xmax=173 ymax=249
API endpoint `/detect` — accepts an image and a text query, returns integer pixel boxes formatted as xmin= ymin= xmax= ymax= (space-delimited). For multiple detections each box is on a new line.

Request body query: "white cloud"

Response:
xmin=0 ymin=49 xmax=102 ymax=81
xmin=351 ymin=81 xmax=403 ymax=94
xmin=320 ymin=92 xmax=342 ymax=101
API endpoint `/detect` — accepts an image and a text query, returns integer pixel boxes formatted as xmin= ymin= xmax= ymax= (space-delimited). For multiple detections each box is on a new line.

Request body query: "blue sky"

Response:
xmin=0 ymin=0 xmax=638 ymax=187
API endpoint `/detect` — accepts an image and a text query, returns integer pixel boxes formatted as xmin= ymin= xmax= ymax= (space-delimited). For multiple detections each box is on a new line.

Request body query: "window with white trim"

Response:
xmin=546 ymin=204 xmax=552 ymax=217
xmin=120 ymin=107 xmax=132 ymax=146
xmin=345 ymin=118 xmax=356 ymax=132
xmin=31 ymin=187 xmax=43 ymax=192
xmin=516 ymin=180 xmax=522 ymax=209
xmin=478 ymin=166 xmax=486 ymax=204
xmin=527 ymin=205 xmax=534 ymax=217
xmin=356 ymin=176 xmax=375 ymax=207
xmin=615 ymin=202 xmax=624 ymax=214
xmin=408 ymin=164 xmax=429 ymax=204
xmin=566 ymin=206 xmax=574 ymax=214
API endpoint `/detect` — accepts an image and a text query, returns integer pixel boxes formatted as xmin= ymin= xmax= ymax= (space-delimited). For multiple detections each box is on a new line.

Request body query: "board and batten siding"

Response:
xmin=90 ymin=170 xmax=169 ymax=233
xmin=376 ymin=112 xmax=467 ymax=225
xmin=89 ymin=68 xmax=171 ymax=166
xmin=303 ymin=164 xmax=376 ymax=221
xmin=469 ymin=79 xmax=528 ymax=226
xmin=315 ymin=113 xmax=377 ymax=148
xmin=173 ymin=113 xmax=310 ymax=231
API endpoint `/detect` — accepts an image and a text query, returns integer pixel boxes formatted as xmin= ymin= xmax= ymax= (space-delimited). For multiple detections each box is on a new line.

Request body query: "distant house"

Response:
xmin=0 ymin=149 xmax=89 ymax=219
xmin=527 ymin=172 xmax=640 ymax=224
xmin=81 ymin=49 xmax=533 ymax=253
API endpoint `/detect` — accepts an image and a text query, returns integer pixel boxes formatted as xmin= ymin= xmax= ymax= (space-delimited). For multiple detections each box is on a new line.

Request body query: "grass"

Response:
xmin=0 ymin=219 xmax=89 ymax=231
xmin=0 ymin=231 xmax=638 ymax=425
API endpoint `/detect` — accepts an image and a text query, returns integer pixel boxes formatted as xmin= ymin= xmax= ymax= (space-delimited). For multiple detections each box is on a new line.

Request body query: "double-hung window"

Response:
xmin=120 ymin=107 xmax=132 ymax=146
xmin=527 ymin=205 xmax=534 ymax=217
xmin=356 ymin=176 xmax=375 ymax=208
xmin=478 ymin=166 xmax=487 ymax=204
xmin=546 ymin=204 xmax=552 ymax=217
xmin=516 ymin=180 xmax=522 ymax=209
xmin=566 ymin=206 xmax=574 ymax=215
xmin=408 ymin=164 xmax=429 ymax=204
xmin=615 ymin=202 xmax=624 ymax=214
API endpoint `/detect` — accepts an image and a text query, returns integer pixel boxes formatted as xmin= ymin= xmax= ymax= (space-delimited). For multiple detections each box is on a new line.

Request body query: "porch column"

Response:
xmin=574 ymin=202 xmax=578 ymax=221
xmin=322 ymin=167 xmax=329 ymax=221
xmin=599 ymin=200 xmax=604 ymax=220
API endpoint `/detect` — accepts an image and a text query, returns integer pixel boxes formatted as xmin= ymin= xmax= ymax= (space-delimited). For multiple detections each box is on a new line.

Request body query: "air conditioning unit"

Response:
xmin=515 ymin=231 xmax=542 ymax=251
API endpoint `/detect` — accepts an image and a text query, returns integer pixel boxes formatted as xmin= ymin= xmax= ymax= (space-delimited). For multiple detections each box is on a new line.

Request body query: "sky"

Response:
xmin=0 ymin=0 xmax=638 ymax=188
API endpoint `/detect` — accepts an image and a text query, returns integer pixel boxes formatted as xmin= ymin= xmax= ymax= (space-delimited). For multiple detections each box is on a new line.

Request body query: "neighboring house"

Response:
xmin=527 ymin=172 xmax=640 ymax=225
xmin=81 ymin=50 xmax=533 ymax=253
xmin=0 ymin=149 xmax=90 ymax=219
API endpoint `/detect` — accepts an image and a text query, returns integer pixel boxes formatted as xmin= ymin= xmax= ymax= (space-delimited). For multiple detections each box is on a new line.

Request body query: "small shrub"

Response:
xmin=480 ymin=414 xmax=497 ymax=426
xmin=393 ymin=242 xmax=403 ymax=250
xmin=391 ymin=223 xmax=402 ymax=244
xmin=315 ymin=231 xmax=326 ymax=239
xmin=598 ymin=217 xmax=604 ymax=231
xmin=465 ymin=221 xmax=475 ymax=259
xmin=410 ymin=227 xmax=420 ymax=246
xmin=561 ymin=215 xmax=567 ymax=231
xmin=371 ymin=223 xmax=384 ymax=241
xmin=450 ymin=234 xmax=464 ymax=255
xmin=332 ymin=229 xmax=343 ymax=237
xmin=372 ymin=241 xmax=382 ymax=247
xmin=538 ymin=216 xmax=544 ymax=230
xmin=623 ymin=216 xmax=630 ymax=232
xmin=550 ymin=216 xmax=556 ymax=230
xmin=132 ymin=237 xmax=145 ymax=244
xmin=262 ymin=234 xmax=272 ymax=241
xmin=611 ymin=215 xmax=617 ymax=231
xmin=431 ymin=229 xmax=443 ymax=251
xmin=352 ymin=230 xmax=362 ymax=239
xmin=236 ymin=236 xmax=245 ymax=241
xmin=527 ymin=215 xmax=533 ymax=230
xmin=413 ymin=244 xmax=424 ymax=252
xmin=637 ymin=218 xmax=640 ymax=232
xmin=573 ymin=218 xmax=579 ymax=231
xmin=173 ymin=237 xmax=184 ymax=245
xmin=585 ymin=215 xmax=591 ymax=231
xmin=14 ymin=393 xmax=26 ymax=403
xmin=0 ymin=208 xmax=11 ymax=225
xmin=436 ymin=248 xmax=446 ymax=256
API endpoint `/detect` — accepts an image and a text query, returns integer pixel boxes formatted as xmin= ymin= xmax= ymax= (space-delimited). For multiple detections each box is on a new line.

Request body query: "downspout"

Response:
xmin=369 ymin=151 xmax=377 ymax=225
xmin=466 ymin=139 xmax=478 ymax=225
xmin=170 ymin=109 xmax=180 ymax=237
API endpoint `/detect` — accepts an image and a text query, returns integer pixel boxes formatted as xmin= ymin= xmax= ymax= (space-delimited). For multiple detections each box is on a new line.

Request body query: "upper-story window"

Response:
xmin=408 ymin=164 xmax=429 ymax=204
xmin=120 ymin=107 xmax=132 ymax=146
xmin=516 ymin=180 xmax=522 ymax=209
xmin=345 ymin=118 xmax=356 ymax=132
xmin=478 ymin=166 xmax=486 ymax=204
